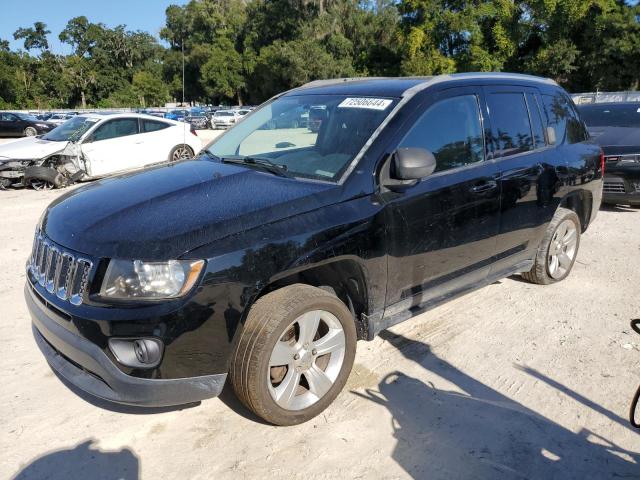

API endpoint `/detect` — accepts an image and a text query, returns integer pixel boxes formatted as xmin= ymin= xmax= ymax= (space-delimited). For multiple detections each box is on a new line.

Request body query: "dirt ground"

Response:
xmin=1 ymin=146 xmax=639 ymax=479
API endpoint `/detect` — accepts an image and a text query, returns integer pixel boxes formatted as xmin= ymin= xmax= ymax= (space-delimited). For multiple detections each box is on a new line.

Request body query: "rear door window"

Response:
xmin=526 ymin=93 xmax=546 ymax=148
xmin=486 ymin=92 xmax=534 ymax=157
xmin=399 ymin=94 xmax=485 ymax=172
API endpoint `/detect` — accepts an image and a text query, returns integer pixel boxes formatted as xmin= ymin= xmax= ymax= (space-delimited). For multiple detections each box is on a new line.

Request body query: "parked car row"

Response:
xmin=147 ymin=106 xmax=254 ymax=130
xmin=0 ymin=113 xmax=201 ymax=190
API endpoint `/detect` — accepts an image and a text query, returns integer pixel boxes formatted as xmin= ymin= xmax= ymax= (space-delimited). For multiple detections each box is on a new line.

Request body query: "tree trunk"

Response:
xmin=236 ymin=88 xmax=243 ymax=107
xmin=81 ymin=91 xmax=86 ymax=109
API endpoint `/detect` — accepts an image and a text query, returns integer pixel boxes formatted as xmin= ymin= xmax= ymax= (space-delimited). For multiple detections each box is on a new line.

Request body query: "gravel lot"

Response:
xmin=1 ymin=143 xmax=639 ymax=479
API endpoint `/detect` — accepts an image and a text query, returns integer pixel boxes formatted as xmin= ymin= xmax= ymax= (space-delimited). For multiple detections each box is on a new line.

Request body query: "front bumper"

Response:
xmin=26 ymin=285 xmax=227 ymax=407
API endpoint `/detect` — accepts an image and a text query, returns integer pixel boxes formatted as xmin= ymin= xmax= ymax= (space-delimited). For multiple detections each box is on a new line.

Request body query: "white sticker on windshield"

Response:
xmin=338 ymin=98 xmax=392 ymax=110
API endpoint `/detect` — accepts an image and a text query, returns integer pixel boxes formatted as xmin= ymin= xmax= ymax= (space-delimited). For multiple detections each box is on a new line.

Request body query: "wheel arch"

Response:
xmin=251 ymin=257 xmax=371 ymax=340
xmin=559 ymin=189 xmax=593 ymax=232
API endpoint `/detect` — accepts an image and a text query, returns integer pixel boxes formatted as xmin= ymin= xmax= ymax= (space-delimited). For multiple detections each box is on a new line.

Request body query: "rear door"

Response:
xmin=139 ymin=118 xmax=175 ymax=164
xmin=383 ymin=86 xmax=501 ymax=313
xmin=483 ymin=85 xmax=553 ymax=274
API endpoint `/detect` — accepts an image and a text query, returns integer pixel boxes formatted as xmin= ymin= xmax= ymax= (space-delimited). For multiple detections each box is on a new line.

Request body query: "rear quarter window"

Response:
xmin=542 ymin=93 xmax=587 ymax=144
xmin=142 ymin=119 xmax=170 ymax=133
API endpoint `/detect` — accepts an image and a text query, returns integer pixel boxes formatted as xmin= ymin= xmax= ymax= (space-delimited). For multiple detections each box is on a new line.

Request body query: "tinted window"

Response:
xmin=92 ymin=118 xmax=139 ymax=141
xmin=400 ymin=95 xmax=484 ymax=172
xmin=526 ymin=93 xmax=546 ymax=148
xmin=487 ymin=92 xmax=533 ymax=157
xmin=0 ymin=113 xmax=18 ymax=121
xmin=542 ymin=93 xmax=586 ymax=144
xmin=577 ymin=103 xmax=640 ymax=128
xmin=142 ymin=119 xmax=170 ymax=132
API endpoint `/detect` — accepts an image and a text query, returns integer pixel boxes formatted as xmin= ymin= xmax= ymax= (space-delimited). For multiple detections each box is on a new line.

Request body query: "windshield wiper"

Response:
xmin=221 ymin=156 xmax=293 ymax=178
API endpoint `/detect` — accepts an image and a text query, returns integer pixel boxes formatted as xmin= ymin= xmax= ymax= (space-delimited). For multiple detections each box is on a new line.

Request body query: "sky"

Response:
xmin=0 ymin=0 xmax=189 ymax=54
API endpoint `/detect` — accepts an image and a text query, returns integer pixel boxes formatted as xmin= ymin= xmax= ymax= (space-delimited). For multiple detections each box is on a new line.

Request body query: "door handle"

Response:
xmin=469 ymin=181 xmax=497 ymax=194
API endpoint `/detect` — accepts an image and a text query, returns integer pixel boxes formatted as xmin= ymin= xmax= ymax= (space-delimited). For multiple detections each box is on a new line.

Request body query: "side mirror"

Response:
xmin=546 ymin=126 xmax=557 ymax=146
xmin=393 ymin=147 xmax=437 ymax=180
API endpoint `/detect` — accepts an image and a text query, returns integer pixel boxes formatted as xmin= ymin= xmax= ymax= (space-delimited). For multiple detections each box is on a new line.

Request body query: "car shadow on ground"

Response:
xmin=600 ymin=204 xmax=639 ymax=213
xmin=12 ymin=439 xmax=138 ymax=480
xmin=352 ymin=330 xmax=639 ymax=479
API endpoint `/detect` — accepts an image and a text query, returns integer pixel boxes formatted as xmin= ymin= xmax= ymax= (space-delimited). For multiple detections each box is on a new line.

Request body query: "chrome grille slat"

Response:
xmin=603 ymin=181 xmax=626 ymax=194
xmin=28 ymin=231 xmax=93 ymax=306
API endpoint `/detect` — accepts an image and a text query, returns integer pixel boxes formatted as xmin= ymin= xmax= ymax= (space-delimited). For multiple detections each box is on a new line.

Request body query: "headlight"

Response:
xmin=99 ymin=259 xmax=205 ymax=300
xmin=35 ymin=123 xmax=49 ymax=128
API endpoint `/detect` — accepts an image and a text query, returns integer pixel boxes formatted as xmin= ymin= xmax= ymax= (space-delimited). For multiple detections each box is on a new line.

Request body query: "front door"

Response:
xmin=382 ymin=87 xmax=501 ymax=314
xmin=81 ymin=117 xmax=143 ymax=177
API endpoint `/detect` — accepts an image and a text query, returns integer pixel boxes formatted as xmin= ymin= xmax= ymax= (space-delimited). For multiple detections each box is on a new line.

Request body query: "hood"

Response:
xmin=587 ymin=126 xmax=640 ymax=155
xmin=42 ymin=158 xmax=338 ymax=259
xmin=0 ymin=136 xmax=68 ymax=161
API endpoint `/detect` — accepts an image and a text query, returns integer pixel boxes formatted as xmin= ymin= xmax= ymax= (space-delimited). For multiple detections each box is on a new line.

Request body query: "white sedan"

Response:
xmin=0 ymin=113 xmax=202 ymax=189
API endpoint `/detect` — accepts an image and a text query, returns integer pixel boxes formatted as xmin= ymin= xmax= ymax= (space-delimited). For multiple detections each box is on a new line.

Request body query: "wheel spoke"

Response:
xmin=269 ymin=340 xmax=296 ymax=366
xmin=297 ymin=311 xmax=320 ymax=345
xmin=304 ymin=364 xmax=333 ymax=399
xmin=313 ymin=328 xmax=345 ymax=357
xmin=558 ymin=252 xmax=572 ymax=269
xmin=562 ymin=227 xmax=576 ymax=246
xmin=549 ymin=255 xmax=559 ymax=274
xmin=274 ymin=369 xmax=301 ymax=408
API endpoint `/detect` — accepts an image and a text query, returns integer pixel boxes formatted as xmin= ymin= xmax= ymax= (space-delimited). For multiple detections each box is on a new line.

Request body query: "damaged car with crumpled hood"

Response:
xmin=0 ymin=117 xmax=90 ymax=190
xmin=0 ymin=113 xmax=201 ymax=190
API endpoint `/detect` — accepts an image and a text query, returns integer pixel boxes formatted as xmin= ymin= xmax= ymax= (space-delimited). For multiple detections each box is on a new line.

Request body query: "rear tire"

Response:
xmin=230 ymin=284 xmax=357 ymax=426
xmin=521 ymin=207 xmax=580 ymax=285
xmin=169 ymin=144 xmax=194 ymax=162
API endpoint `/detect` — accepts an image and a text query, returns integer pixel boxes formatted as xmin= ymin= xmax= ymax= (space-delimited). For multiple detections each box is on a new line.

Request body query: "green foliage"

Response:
xmin=1 ymin=0 xmax=640 ymax=109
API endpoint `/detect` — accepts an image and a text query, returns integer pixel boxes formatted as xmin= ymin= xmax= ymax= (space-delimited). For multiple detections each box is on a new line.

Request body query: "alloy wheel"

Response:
xmin=547 ymin=219 xmax=578 ymax=279
xmin=30 ymin=179 xmax=54 ymax=191
xmin=268 ymin=310 xmax=346 ymax=411
xmin=172 ymin=146 xmax=193 ymax=161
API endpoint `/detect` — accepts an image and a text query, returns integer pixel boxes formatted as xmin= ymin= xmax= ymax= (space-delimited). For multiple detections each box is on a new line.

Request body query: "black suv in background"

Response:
xmin=26 ymin=73 xmax=602 ymax=425
xmin=577 ymin=102 xmax=640 ymax=207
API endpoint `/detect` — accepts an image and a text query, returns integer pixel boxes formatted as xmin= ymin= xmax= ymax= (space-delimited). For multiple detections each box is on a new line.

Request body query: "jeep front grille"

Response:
xmin=29 ymin=232 xmax=93 ymax=305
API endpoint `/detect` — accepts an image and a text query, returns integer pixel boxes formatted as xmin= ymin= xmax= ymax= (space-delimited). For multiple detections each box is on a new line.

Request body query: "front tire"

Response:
xmin=24 ymin=126 xmax=37 ymax=137
xmin=230 ymin=284 xmax=357 ymax=426
xmin=521 ymin=207 xmax=580 ymax=284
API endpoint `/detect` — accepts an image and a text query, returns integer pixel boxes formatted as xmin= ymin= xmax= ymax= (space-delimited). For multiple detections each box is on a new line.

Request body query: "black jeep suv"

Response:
xmin=577 ymin=102 xmax=640 ymax=207
xmin=26 ymin=73 xmax=602 ymax=425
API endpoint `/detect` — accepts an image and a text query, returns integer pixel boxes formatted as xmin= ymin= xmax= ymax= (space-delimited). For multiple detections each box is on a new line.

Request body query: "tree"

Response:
xmin=63 ymin=55 xmax=97 ymax=108
xmin=132 ymin=70 xmax=170 ymax=107
xmin=13 ymin=22 xmax=51 ymax=53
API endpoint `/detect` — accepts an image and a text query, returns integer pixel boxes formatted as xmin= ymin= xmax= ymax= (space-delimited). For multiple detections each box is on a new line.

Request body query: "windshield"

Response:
xmin=215 ymin=111 xmax=234 ymax=117
xmin=578 ymin=104 xmax=640 ymax=128
xmin=207 ymin=94 xmax=397 ymax=181
xmin=42 ymin=116 xmax=100 ymax=142
xmin=15 ymin=112 xmax=39 ymax=121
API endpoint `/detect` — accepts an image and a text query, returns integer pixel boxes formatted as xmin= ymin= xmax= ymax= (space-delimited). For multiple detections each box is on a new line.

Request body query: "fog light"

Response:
xmin=108 ymin=338 xmax=163 ymax=368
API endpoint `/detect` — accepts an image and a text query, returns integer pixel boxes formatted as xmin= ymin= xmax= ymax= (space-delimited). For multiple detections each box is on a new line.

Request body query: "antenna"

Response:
xmin=181 ymin=35 xmax=186 ymax=147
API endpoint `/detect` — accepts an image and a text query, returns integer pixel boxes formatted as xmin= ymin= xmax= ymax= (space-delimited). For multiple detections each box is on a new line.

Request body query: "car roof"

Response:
xmin=286 ymin=73 xmax=557 ymax=98
xmin=76 ymin=112 xmax=176 ymax=122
